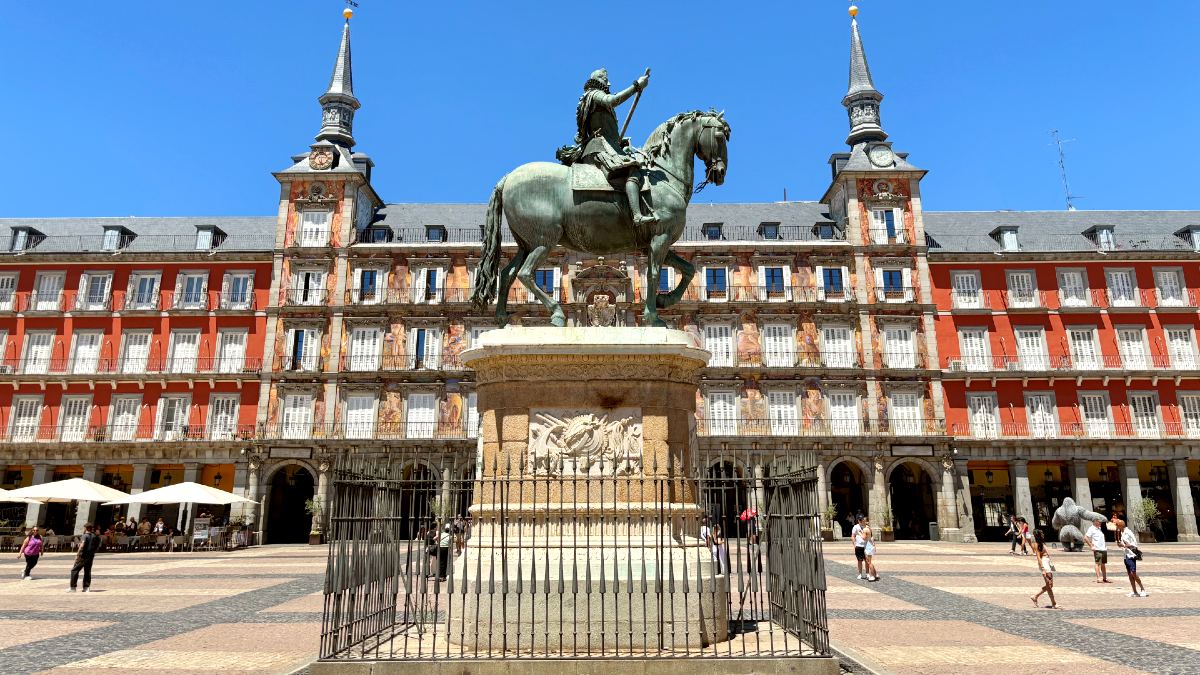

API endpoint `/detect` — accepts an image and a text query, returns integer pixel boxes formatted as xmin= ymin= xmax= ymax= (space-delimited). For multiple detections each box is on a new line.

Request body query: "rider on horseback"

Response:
xmin=566 ymin=68 xmax=658 ymax=226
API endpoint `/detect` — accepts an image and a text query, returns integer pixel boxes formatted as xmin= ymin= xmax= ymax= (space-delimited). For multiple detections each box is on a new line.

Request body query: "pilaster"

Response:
xmin=73 ymin=464 xmax=101 ymax=535
xmin=1011 ymin=459 xmax=1035 ymax=524
xmin=1169 ymin=459 xmax=1199 ymax=541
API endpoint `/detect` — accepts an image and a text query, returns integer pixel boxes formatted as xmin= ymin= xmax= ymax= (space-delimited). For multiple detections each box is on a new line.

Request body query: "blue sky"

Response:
xmin=3 ymin=1 xmax=1197 ymax=216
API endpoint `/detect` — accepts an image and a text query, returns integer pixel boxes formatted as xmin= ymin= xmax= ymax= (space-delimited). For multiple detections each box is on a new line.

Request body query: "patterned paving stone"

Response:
xmin=0 ymin=620 xmax=114 ymax=651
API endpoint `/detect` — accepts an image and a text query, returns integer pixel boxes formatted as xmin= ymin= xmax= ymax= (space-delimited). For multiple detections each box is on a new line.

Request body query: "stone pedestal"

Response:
xmin=454 ymin=327 xmax=727 ymax=652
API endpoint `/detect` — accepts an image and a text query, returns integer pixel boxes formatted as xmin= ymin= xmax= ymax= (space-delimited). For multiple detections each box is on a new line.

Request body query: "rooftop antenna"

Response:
xmin=1050 ymin=129 xmax=1080 ymax=211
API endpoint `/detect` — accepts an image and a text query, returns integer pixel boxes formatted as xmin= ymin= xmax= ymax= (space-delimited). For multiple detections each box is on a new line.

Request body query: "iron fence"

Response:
xmin=319 ymin=450 xmax=828 ymax=661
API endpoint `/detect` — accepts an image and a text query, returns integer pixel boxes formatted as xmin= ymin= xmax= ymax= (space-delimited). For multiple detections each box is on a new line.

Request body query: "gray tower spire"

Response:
xmin=315 ymin=9 xmax=360 ymax=148
xmin=842 ymin=10 xmax=887 ymax=146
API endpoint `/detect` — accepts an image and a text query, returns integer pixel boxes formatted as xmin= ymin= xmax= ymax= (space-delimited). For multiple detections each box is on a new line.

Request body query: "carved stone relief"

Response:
xmin=528 ymin=408 xmax=643 ymax=477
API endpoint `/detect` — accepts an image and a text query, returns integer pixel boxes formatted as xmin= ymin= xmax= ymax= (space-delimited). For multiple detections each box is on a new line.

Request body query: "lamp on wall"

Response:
xmin=214 ymin=471 xmax=223 ymax=487
xmin=985 ymin=469 xmax=994 ymax=485
xmin=163 ymin=472 xmax=173 ymax=485
xmin=1148 ymin=465 xmax=1166 ymax=483
xmin=1105 ymin=466 xmax=1119 ymax=483
xmin=1043 ymin=468 xmax=1054 ymax=483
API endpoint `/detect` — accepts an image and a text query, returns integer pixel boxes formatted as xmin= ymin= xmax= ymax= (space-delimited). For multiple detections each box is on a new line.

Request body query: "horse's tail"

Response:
xmin=470 ymin=176 xmax=506 ymax=311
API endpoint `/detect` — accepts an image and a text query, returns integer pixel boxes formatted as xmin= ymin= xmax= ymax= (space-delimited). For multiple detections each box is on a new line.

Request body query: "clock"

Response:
xmin=868 ymin=144 xmax=894 ymax=168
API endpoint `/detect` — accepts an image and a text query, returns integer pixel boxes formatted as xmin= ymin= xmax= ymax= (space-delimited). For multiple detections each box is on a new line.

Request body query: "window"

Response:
xmin=704 ymin=267 xmax=727 ymax=300
xmin=222 ymin=272 xmax=254 ymax=309
xmin=1094 ymin=226 xmax=1116 ymax=251
xmin=707 ymin=391 xmax=737 ymax=435
xmin=998 ymin=228 xmax=1019 ymax=252
xmin=760 ymin=266 xmax=787 ymax=300
xmin=767 ymin=390 xmax=798 ymax=435
xmin=287 ymin=327 xmax=320 ymax=371
xmin=1056 ymin=269 xmax=1089 ymax=307
xmin=195 ymin=227 xmax=214 ymax=250
xmin=102 ymin=227 xmax=128 ymax=251
xmin=1166 ymin=327 xmax=1197 ymax=369
xmin=1105 ymin=269 xmax=1136 ymax=307
xmin=109 ymin=395 xmax=141 ymax=441
xmin=298 ymin=210 xmax=331 ymax=247
xmin=411 ymin=267 xmax=443 ymax=304
xmin=0 ymin=273 xmax=15 ymax=311
xmin=126 ymin=273 xmax=160 ymax=310
xmin=657 ymin=267 xmax=675 ymax=294
xmin=702 ymin=223 xmax=723 ymax=240
xmin=216 ymin=330 xmax=247 ymax=373
xmin=282 ymin=393 xmax=314 ymax=439
xmin=355 ymin=268 xmax=381 ymax=304
xmin=209 ymin=395 xmax=239 ymax=441
xmin=1129 ymin=393 xmax=1160 ymax=438
xmin=466 ymin=392 xmax=479 ymax=438
xmin=1026 ymin=393 xmax=1057 ymax=438
xmin=762 ymin=323 xmax=794 ymax=368
xmin=534 ymin=268 xmax=557 ymax=294
xmin=10 ymin=396 xmax=42 ymax=442
xmin=425 ymin=225 xmax=447 ymax=242
xmin=1006 ymin=271 xmax=1037 ymax=308
xmin=468 ymin=326 xmax=493 ymax=348
xmin=816 ymin=223 xmax=838 ymax=240
xmin=1154 ymin=268 xmax=1185 ymax=306
xmin=889 ymin=392 xmax=922 ymax=435
xmin=291 ymin=270 xmax=325 ymax=306
xmin=703 ymin=324 xmax=733 ymax=367
xmin=167 ymin=330 xmax=199 ymax=373
xmin=156 ymin=395 xmax=190 ymax=441
xmin=176 ymin=272 xmax=208 ymax=309
xmin=828 ymin=390 xmax=859 ymax=435
xmin=32 ymin=272 xmax=64 ymax=311
xmin=821 ymin=266 xmax=846 ymax=301
xmin=9 ymin=228 xmax=35 ymax=252
xmin=821 ymin=325 xmax=853 ymax=367
xmin=59 ymin=396 xmax=91 ymax=442
xmin=349 ymin=326 xmax=382 ymax=371
xmin=22 ymin=331 xmax=54 ymax=374
xmin=75 ymin=272 xmax=112 ymax=311
xmin=406 ymin=392 xmax=436 ymax=439
xmin=116 ymin=331 xmax=150 ymax=373
xmin=70 ymin=331 xmax=103 ymax=374
xmin=870 ymin=208 xmax=902 ymax=243
xmin=345 ymin=394 xmax=376 ymax=439
xmin=958 ymin=328 xmax=990 ymax=372
xmin=1180 ymin=395 xmax=1200 ymax=437
xmin=1116 ymin=327 xmax=1148 ymax=369
xmin=966 ymin=393 xmax=998 ymax=439
xmin=951 ymin=271 xmax=982 ymax=309
xmin=1015 ymin=327 xmax=1047 ymax=370
xmin=876 ymin=266 xmax=912 ymax=302
xmin=1080 ymin=393 xmax=1110 ymax=438
xmin=410 ymin=327 xmax=442 ymax=369
xmin=883 ymin=325 xmax=916 ymax=369
xmin=1067 ymin=328 xmax=1099 ymax=369
xmin=759 ymin=222 xmax=780 ymax=240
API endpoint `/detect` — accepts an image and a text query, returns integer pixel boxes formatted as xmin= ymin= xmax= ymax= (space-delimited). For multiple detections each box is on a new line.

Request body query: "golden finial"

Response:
xmin=343 ymin=6 xmax=354 ymax=20
xmin=848 ymin=4 xmax=859 ymax=18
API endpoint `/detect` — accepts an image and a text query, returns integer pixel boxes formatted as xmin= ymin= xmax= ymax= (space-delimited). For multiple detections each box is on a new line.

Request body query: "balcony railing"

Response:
xmin=874 ymin=286 xmax=917 ymax=303
xmin=284 ymin=289 xmax=330 ymax=306
xmin=352 ymin=225 xmax=847 ymax=246
xmin=73 ymin=294 xmax=114 ymax=312
xmin=696 ymin=417 xmax=946 ymax=437
xmin=1101 ymin=288 xmax=1156 ymax=310
xmin=338 ymin=353 xmax=467 ymax=372
xmin=0 ymin=290 xmax=256 ymax=313
xmin=944 ymin=352 xmax=1184 ymax=373
xmin=951 ymin=421 xmax=1192 ymax=440
xmin=0 ymin=357 xmax=262 ymax=377
xmin=261 ymin=421 xmax=476 ymax=441
xmin=1002 ymin=289 xmax=1050 ymax=310
xmin=867 ymin=228 xmax=908 ymax=246
xmin=1 ymin=233 xmax=273 ymax=254
xmin=0 ymin=423 xmax=257 ymax=444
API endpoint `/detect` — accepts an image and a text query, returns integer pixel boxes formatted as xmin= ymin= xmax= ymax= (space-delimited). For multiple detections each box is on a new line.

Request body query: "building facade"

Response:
xmin=1 ymin=11 xmax=1196 ymax=542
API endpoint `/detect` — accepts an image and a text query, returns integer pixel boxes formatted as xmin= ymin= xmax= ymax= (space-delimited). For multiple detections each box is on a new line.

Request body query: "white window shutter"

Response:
xmin=427 ymin=328 xmax=442 ymax=369
xmin=815 ymin=266 xmax=825 ymax=301
xmin=756 ymin=266 xmax=766 ymax=301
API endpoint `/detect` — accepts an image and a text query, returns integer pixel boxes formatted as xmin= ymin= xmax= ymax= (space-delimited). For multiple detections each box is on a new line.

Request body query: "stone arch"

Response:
xmin=887 ymin=459 xmax=938 ymax=540
xmin=884 ymin=456 xmax=940 ymax=484
xmin=827 ymin=456 xmax=871 ymax=536
xmin=261 ymin=460 xmax=318 ymax=545
xmin=703 ymin=458 xmax=751 ymax=538
xmin=827 ymin=456 xmax=871 ymax=483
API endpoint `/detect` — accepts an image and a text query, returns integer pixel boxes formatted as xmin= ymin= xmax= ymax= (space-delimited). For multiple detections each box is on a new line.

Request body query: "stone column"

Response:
xmin=868 ymin=454 xmax=888 ymax=529
xmin=934 ymin=456 xmax=957 ymax=541
xmin=126 ymin=463 xmax=152 ymax=523
xmin=246 ymin=455 xmax=263 ymax=539
xmin=1169 ymin=459 xmax=1199 ymax=542
xmin=1011 ymin=459 xmax=1035 ymax=524
xmin=73 ymin=464 xmax=101 ymax=535
xmin=1070 ymin=458 xmax=1093 ymax=511
xmin=953 ymin=459 xmax=978 ymax=542
xmin=1121 ymin=458 xmax=1145 ymax=532
xmin=23 ymin=464 xmax=52 ymax=528
xmin=814 ymin=461 xmax=828 ymax=529
xmin=316 ymin=458 xmax=332 ymax=533
xmin=178 ymin=463 xmax=201 ymax=531
xmin=441 ymin=466 xmax=453 ymax=519
xmin=753 ymin=462 xmax=768 ymax=516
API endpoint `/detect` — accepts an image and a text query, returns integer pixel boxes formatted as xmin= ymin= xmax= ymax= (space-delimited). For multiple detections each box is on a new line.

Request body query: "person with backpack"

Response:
xmin=1114 ymin=519 xmax=1148 ymax=597
xmin=17 ymin=527 xmax=43 ymax=580
xmin=69 ymin=522 xmax=101 ymax=592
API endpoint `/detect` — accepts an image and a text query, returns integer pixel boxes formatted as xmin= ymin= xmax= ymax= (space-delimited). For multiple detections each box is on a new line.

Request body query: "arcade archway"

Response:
xmin=266 ymin=464 xmax=315 ymax=544
xmin=703 ymin=460 xmax=749 ymax=537
xmin=398 ymin=462 xmax=438 ymax=540
xmin=829 ymin=460 xmax=868 ymax=537
xmin=888 ymin=461 xmax=936 ymax=540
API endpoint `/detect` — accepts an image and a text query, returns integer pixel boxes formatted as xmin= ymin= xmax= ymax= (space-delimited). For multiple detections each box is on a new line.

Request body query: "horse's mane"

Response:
xmin=643 ymin=109 xmax=728 ymax=159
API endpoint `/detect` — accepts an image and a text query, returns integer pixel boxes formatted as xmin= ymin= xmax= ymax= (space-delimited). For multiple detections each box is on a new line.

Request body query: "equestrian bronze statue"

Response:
xmin=470 ymin=69 xmax=730 ymax=328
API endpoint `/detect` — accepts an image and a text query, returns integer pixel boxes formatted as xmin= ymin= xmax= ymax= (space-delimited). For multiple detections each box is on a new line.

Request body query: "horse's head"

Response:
xmin=696 ymin=111 xmax=730 ymax=186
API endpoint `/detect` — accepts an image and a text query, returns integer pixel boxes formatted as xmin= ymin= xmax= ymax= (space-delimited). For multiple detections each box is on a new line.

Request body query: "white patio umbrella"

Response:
xmin=0 ymin=487 xmax=38 ymax=504
xmin=8 ymin=478 xmax=129 ymax=503
xmin=104 ymin=482 xmax=255 ymax=550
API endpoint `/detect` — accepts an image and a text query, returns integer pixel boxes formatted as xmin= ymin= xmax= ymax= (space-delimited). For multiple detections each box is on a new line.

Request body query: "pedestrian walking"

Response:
xmin=69 ymin=523 xmax=101 ymax=592
xmin=861 ymin=517 xmax=878 ymax=581
xmin=1005 ymin=515 xmax=1021 ymax=556
xmin=851 ymin=515 xmax=868 ymax=579
xmin=1084 ymin=517 xmax=1111 ymax=583
xmin=1018 ymin=517 xmax=1032 ymax=555
xmin=1114 ymin=519 xmax=1148 ymax=597
xmin=1030 ymin=530 xmax=1060 ymax=609
xmin=17 ymin=527 xmax=43 ymax=580
xmin=436 ymin=523 xmax=453 ymax=581
xmin=711 ymin=523 xmax=728 ymax=574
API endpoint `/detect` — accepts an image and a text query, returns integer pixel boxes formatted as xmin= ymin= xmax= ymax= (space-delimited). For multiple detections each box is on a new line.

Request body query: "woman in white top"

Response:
xmin=1115 ymin=519 xmax=1148 ymax=597
xmin=1030 ymin=530 xmax=1060 ymax=609
xmin=861 ymin=518 xmax=878 ymax=582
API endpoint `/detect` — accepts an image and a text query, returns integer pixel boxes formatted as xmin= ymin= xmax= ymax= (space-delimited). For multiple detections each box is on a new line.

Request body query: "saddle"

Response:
xmin=570 ymin=162 xmax=651 ymax=194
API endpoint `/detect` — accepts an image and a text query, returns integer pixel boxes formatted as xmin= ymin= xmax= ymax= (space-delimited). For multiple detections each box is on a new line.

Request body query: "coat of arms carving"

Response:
xmin=528 ymin=408 xmax=642 ymax=476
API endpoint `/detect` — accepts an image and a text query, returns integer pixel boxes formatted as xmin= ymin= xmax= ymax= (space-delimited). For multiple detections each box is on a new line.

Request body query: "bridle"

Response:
xmin=644 ymin=114 xmax=728 ymax=196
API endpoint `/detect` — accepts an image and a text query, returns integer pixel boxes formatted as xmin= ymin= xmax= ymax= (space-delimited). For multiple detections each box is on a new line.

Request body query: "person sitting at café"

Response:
xmin=152 ymin=518 xmax=166 ymax=535
xmin=128 ymin=517 xmax=138 ymax=532
xmin=137 ymin=519 xmax=151 ymax=535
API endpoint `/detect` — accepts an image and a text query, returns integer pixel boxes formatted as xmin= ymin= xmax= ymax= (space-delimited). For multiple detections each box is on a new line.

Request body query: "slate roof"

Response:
xmin=924 ymin=210 xmax=1200 ymax=253
xmin=0 ymin=216 xmax=276 ymax=254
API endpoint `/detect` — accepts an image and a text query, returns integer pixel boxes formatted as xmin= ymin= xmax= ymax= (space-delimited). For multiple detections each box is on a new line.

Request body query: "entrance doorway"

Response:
xmin=703 ymin=461 xmax=749 ymax=537
xmin=829 ymin=461 xmax=867 ymax=537
xmin=888 ymin=462 xmax=935 ymax=540
xmin=266 ymin=465 xmax=315 ymax=544
xmin=398 ymin=463 xmax=438 ymax=540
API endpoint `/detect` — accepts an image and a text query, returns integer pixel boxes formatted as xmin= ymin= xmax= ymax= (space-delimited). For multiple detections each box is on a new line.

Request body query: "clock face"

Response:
xmin=868 ymin=145 xmax=894 ymax=167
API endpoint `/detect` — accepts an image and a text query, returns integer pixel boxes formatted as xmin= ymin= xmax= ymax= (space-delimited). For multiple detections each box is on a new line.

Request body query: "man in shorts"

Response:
xmin=1084 ymin=517 xmax=1110 ymax=583
xmin=851 ymin=515 xmax=867 ymax=579
xmin=1115 ymin=519 xmax=1148 ymax=597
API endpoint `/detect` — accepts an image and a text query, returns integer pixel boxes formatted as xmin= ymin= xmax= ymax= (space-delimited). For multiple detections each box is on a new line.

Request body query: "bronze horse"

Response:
xmin=470 ymin=110 xmax=730 ymax=327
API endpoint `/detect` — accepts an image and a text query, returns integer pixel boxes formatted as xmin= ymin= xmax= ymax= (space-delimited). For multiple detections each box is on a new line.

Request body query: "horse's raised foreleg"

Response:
xmin=656 ymin=250 xmax=696 ymax=309
xmin=494 ymin=247 xmax=527 ymax=328
xmin=643 ymin=233 xmax=671 ymax=327
xmin=515 ymin=244 xmax=567 ymax=327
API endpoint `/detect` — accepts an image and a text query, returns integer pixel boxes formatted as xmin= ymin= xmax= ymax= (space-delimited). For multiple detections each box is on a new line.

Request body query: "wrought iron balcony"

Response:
xmin=696 ymin=416 xmax=945 ymax=438
xmin=0 ymin=423 xmax=257 ymax=444
xmin=943 ymin=352 xmax=1184 ymax=373
xmin=874 ymin=286 xmax=917 ymax=303
xmin=261 ymin=421 xmax=475 ymax=441
xmin=951 ymin=420 xmax=1191 ymax=441
xmin=0 ymin=357 xmax=262 ymax=377
xmin=338 ymin=353 xmax=466 ymax=373
xmin=284 ymin=289 xmax=330 ymax=307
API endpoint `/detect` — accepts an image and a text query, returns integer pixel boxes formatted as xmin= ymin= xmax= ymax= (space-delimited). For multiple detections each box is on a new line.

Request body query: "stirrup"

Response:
xmin=633 ymin=212 xmax=659 ymax=226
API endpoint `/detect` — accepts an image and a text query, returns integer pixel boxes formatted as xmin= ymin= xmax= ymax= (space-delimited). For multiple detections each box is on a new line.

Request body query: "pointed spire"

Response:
xmin=841 ymin=6 xmax=887 ymax=146
xmin=315 ymin=8 xmax=361 ymax=148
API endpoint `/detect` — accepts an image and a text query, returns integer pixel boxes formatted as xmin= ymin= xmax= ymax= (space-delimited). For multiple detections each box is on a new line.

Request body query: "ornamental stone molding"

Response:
xmin=470 ymin=353 xmax=705 ymax=386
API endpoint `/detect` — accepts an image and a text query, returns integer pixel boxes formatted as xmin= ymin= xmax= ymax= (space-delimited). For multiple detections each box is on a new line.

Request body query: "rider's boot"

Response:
xmin=626 ymin=176 xmax=657 ymax=226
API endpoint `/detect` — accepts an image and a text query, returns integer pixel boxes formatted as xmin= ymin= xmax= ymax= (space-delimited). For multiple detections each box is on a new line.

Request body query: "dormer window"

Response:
xmin=195 ymin=226 xmax=225 ymax=250
xmin=1089 ymin=225 xmax=1116 ymax=251
xmin=102 ymin=226 xmax=134 ymax=251
xmin=702 ymin=223 xmax=723 ymax=241
xmin=758 ymin=222 xmax=781 ymax=240
xmin=992 ymin=226 xmax=1019 ymax=252
xmin=9 ymin=227 xmax=42 ymax=252
xmin=426 ymin=225 xmax=447 ymax=243
xmin=1187 ymin=226 xmax=1200 ymax=252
